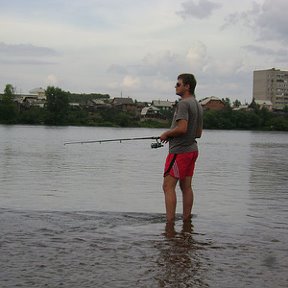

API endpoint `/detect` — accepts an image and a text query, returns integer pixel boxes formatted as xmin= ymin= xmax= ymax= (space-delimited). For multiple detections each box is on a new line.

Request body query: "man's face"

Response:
xmin=175 ymin=79 xmax=187 ymax=97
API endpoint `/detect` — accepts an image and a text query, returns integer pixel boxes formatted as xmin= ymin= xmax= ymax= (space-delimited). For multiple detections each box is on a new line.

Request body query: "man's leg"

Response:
xmin=162 ymin=175 xmax=178 ymax=223
xmin=179 ymin=176 xmax=193 ymax=221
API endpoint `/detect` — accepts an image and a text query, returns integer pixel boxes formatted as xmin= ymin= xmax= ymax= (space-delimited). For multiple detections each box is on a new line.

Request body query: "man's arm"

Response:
xmin=160 ymin=119 xmax=187 ymax=142
xmin=195 ymin=104 xmax=203 ymax=138
xmin=196 ymin=125 xmax=202 ymax=138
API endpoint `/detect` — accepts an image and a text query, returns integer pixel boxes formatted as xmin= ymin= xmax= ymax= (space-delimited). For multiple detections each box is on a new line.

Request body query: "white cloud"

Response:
xmin=186 ymin=42 xmax=208 ymax=71
xmin=122 ymin=75 xmax=141 ymax=89
xmin=46 ymin=74 xmax=59 ymax=87
xmin=177 ymin=0 xmax=222 ymax=19
xmin=0 ymin=42 xmax=58 ymax=57
xmin=0 ymin=0 xmax=287 ymax=104
xmin=0 ymin=42 xmax=59 ymax=65
xmin=107 ymin=65 xmax=128 ymax=75
xmin=223 ymin=0 xmax=288 ymax=43
xmin=256 ymin=0 xmax=288 ymax=43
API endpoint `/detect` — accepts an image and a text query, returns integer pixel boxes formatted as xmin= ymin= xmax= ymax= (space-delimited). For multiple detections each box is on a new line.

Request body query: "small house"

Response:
xmin=151 ymin=100 xmax=174 ymax=111
xmin=141 ymin=106 xmax=160 ymax=118
xmin=112 ymin=97 xmax=137 ymax=113
xmin=86 ymin=99 xmax=111 ymax=111
xmin=254 ymin=100 xmax=273 ymax=111
xmin=199 ymin=96 xmax=225 ymax=111
xmin=29 ymin=87 xmax=46 ymax=100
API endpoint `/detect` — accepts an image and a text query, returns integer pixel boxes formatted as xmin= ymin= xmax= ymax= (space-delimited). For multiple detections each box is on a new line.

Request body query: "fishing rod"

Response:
xmin=64 ymin=136 xmax=163 ymax=149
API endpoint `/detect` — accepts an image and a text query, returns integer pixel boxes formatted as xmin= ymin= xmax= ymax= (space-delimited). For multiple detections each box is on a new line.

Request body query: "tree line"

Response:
xmin=0 ymin=84 xmax=288 ymax=131
xmin=0 ymin=85 xmax=167 ymax=128
xmin=203 ymin=105 xmax=288 ymax=131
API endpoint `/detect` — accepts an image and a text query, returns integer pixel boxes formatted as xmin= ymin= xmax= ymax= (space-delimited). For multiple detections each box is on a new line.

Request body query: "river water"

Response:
xmin=0 ymin=125 xmax=287 ymax=287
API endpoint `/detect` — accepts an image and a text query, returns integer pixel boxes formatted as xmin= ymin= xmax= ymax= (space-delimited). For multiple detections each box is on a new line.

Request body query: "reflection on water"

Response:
xmin=156 ymin=220 xmax=209 ymax=287
xmin=0 ymin=125 xmax=288 ymax=287
xmin=0 ymin=209 xmax=211 ymax=288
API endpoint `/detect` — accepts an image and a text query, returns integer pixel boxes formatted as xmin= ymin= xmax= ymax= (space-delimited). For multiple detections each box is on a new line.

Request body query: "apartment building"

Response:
xmin=253 ymin=68 xmax=288 ymax=110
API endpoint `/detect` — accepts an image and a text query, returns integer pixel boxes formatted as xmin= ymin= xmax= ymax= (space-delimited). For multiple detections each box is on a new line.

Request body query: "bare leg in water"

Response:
xmin=180 ymin=176 xmax=193 ymax=222
xmin=162 ymin=175 xmax=178 ymax=223
xmin=163 ymin=175 xmax=194 ymax=223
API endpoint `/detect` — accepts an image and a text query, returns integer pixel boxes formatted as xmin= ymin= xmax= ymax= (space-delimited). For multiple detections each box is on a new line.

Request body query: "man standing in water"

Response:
xmin=160 ymin=73 xmax=203 ymax=225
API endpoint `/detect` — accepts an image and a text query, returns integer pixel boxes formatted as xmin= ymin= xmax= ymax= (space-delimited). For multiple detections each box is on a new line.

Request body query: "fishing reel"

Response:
xmin=151 ymin=139 xmax=163 ymax=149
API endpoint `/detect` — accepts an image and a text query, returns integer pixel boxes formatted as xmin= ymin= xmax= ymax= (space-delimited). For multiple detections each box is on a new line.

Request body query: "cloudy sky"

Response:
xmin=0 ymin=0 xmax=287 ymax=103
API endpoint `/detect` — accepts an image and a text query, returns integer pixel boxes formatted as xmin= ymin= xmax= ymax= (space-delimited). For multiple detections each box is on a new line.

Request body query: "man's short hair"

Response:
xmin=178 ymin=73 xmax=197 ymax=95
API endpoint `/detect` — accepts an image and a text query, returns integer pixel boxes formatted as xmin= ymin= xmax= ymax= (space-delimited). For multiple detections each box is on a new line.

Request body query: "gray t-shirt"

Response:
xmin=169 ymin=97 xmax=203 ymax=154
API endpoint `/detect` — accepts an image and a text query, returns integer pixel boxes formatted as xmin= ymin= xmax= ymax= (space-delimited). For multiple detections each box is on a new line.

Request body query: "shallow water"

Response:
xmin=0 ymin=125 xmax=287 ymax=287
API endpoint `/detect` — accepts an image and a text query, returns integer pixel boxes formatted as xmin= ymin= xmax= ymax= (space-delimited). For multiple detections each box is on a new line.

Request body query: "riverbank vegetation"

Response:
xmin=1 ymin=85 xmax=288 ymax=131
xmin=203 ymin=105 xmax=288 ymax=131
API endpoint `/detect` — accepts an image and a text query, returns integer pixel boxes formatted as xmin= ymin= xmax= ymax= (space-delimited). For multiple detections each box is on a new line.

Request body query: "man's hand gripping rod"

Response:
xmin=64 ymin=136 xmax=163 ymax=149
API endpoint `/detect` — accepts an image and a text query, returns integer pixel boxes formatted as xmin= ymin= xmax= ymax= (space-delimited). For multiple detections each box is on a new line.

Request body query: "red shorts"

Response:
xmin=164 ymin=151 xmax=198 ymax=179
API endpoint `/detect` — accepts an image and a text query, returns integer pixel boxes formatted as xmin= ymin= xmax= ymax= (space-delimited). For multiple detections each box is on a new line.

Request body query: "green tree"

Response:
xmin=258 ymin=107 xmax=272 ymax=128
xmin=0 ymin=84 xmax=17 ymax=123
xmin=233 ymin=99 xmax=241 ymax=108
xmin=18 ymin=107 xmax=46 ymax=124
xmin=45 ymin=86 xmax=69 ymax=125
xmin=249 ymin=98 xmax=259 ymax=112
xmin=266 ymin=116 xmax=288 ymax=131
xmin=3 ymin=84 xmax=15 ymax=100
xmin=222 ymin=97 xmax=231 ymax=109
xmin=233 ymin=110 xmax=261 ymax=129
xmin=283 ymin=105 xmax=288 ymax=113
